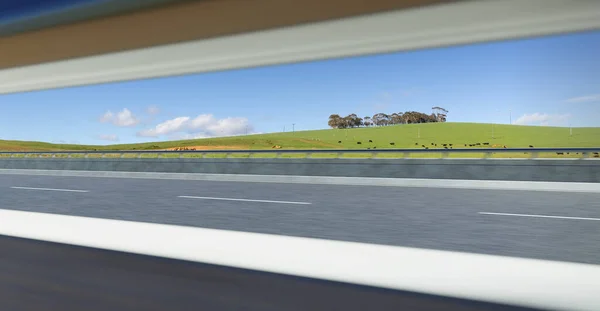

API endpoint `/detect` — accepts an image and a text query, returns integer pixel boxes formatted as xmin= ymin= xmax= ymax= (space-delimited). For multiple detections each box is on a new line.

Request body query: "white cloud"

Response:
xmin=514 ymin=113 xmax=571 ymax=126
xmin=98 ymin=134 xmax=119 ymax=142
xmin=565 ymin=94 xmax=600 ymax=103
xmin=137 ymin=114 xmax=253 ymax=138
xmin=167 ymin=133 xmax=211 ymax=141
xmin=99 ymin=108 xmax=139 ymax=127
xmin=146 ymin=105 xmax=160 ymax=115
xmin=138 ymin=116 xmax=190 ymax=137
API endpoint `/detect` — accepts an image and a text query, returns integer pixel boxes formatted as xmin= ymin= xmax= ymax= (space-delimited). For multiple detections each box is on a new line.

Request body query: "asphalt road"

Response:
xmin=1 ymin=174 xmax=600 ymax=265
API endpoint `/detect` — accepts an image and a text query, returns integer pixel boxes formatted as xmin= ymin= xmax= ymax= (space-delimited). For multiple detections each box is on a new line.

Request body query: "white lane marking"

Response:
xmin=1 ymin=209 xmax=600 ymax=311
xmin=10 ymin=186 xmax=89 ymax=193
xmin=480 ymin=212 xmax=600 ymax=221
xmin=178 ymin=195 xmax=311 ymax=205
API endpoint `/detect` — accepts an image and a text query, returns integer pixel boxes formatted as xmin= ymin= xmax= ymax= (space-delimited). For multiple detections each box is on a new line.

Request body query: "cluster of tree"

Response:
xmin=328 ymin=107 xmax=448 ymax=129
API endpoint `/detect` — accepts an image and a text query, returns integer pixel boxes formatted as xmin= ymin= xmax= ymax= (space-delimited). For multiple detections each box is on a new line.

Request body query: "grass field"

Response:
xmin=1 ymin=123 xmax=599 ymax=159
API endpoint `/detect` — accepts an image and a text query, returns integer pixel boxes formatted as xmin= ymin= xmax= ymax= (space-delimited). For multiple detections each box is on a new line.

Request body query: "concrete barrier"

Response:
xmin=0 ymin=158 xmax=598 ymax=182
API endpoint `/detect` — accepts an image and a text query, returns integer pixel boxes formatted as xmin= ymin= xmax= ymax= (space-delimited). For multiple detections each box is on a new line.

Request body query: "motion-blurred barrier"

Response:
xmin=1 ymin=147 xmax=599 ymax=159
xmin=0 ymin=148 xmax=599 ymax=182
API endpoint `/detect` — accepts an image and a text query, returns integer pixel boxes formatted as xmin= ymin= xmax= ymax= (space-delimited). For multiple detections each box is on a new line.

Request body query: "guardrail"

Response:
xmin=0 ymin=147 xmax=599 ymax=159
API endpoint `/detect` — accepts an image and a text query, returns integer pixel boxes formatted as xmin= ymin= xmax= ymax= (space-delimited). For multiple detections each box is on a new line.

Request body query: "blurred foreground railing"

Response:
xmin=0 ymin=148 xmax=599 ymax=159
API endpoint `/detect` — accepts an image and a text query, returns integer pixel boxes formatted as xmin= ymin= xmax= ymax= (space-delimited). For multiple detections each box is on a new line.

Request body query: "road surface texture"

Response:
xmin=0 ymin=235 xmax=539 ymax=311
xmin=1 ymin=174 xmax=599 ymax=265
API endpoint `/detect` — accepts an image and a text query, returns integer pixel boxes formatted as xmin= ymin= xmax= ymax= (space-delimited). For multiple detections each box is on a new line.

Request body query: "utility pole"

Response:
xmin=570 ymin=123 xmax=573 ymax=137
xmin=292 ymin=123 xmax=295 ymax=133
xmin=509 ymin=109 xmax=512 ymax=125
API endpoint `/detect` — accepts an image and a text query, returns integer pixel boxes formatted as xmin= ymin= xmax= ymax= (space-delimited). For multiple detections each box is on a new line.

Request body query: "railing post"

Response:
xmin=530 ymin=151 xmax=539 ymax=159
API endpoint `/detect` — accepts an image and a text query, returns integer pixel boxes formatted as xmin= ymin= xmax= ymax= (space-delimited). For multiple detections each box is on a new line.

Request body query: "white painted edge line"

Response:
xmin=9 ymin=186 xmax=89 ymax=193
xmin=480 ymin=212 xmax=600 ymax=221
xmin=178 ymin=196 xmax=311 ymax=205
xmin=1 ymin=169 xmax=599 ymax=193
xmin=0 ymin=209 xmax=598 ymax=311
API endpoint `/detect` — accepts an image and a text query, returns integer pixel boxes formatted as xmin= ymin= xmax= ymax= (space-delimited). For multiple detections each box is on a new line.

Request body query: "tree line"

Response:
xmin=328 ymin=107 xmax=448 ymax=129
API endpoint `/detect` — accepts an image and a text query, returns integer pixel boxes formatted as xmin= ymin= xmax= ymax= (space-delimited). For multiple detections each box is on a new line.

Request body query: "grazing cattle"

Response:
xmin=442 ymin=144 xmax=447 ymax=146
xmin=464 ymin=144 xmax=467 ymax=147
xmin=373 ymin=147 xmax=377 ymax=149
xmin=444 ymin=146 xmax=448 ymax=149
xmin=557 ymin=152 xmax=564 ymax=155
xmin=415 ymin=143 xmax=418 ymax=146
xmin=483 ymin=142 xmax=490 ymax=145
xmin=367 ymin=147 xmax=371 ymax=150
xmin=369 ymin=140 xmax=373 ymax=143
xmin=431 ymin=143 xmax=435 ymax=145
xmin=425 ymin=147 xmax=429 ymax=149
xmin=529 ymin=145 xmax=534 ymax=148
xmin=338 ymin=141 xmax=342 ymax=143
xmin=357 ymin=142 xmax=362 ymax=145
xmin=422 ymin=145 xmax=426 ymax=148
xmin=390 ymin=142 xmax=395 ymax=145
xmin=475 ymin=143 xmax=481 ymax=146
xmin=449 ymin=144 xmax=453 ymax=146
xmin=503 ymin=146 xmax=507 ymax=149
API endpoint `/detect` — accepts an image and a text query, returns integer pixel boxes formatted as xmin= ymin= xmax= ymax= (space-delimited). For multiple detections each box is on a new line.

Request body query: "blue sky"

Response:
xmin=1 ymin=30 xmax=599 ymax=145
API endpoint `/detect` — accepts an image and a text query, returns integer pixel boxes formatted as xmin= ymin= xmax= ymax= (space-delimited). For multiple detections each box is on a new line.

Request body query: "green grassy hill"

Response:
xmin=1 ymin=123 xmax=599 ymax=152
